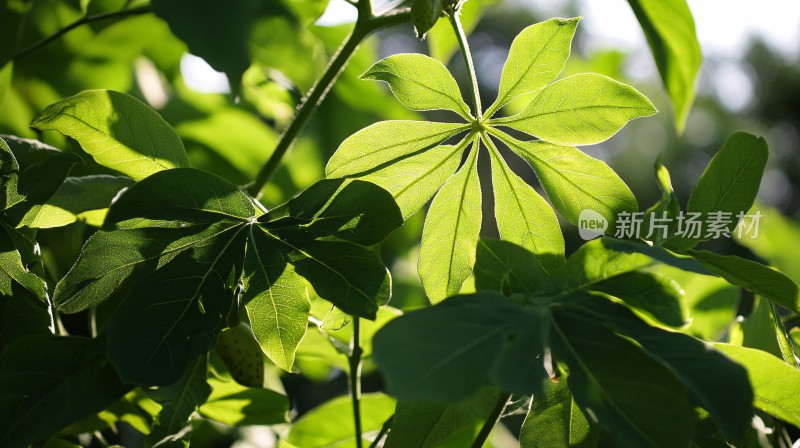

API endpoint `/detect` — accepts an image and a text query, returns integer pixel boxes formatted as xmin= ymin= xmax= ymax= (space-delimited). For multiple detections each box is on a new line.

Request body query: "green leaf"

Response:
xmin=264 ymin=179 xmax=403 ymax=246
xmin=667 ymin=133 xmax=769 ymax=250
xmin=385 ymin=387 xmax=503 ymax=448
xmin=520 ymin=379 xmax=598 ymax=448
xmin=551 ymin=238 xmax=652 ymax=295
xmin=0 ymin=63 xmax=11 ymax=111
xmin=411 ymin=0 xmax=444 ymax=38
xmin=418 ymin=144 xmax=481 ymax=303
xmin=474 ymin=238 xmax=550 ymax=296
xmin=729 ymin=296 xmax=798 ymax=367
xmin=146 ymin=356 xmax=211 ymax=448
xmin=243 ymin=227 xmax=309 ymax=371
xmin=569 ymin=297 xmax=753 ymax=444
xmin=151 ymin=0 xmax=265 ymax=91
xmin=283 ymin=239 xmax=390 ymax=319
xmin=550 ymin=307 xmax=695 ymax=448
xmin=286 ymin=393 xmax=395 ymax=447
xmin=373 ymin=292 xmax=548 ymax=400
xmin=486 ymin=136 xmax=565 ymax=273
xmin=355 ymin=142 xmax=467 ymax=219
xmin=361 ymin=54 xmax=472 ymax=119
xmin=31 ymin=90 xmax=190 ymax=180
xmin=0 ymin=336 xmax=127 ymax=447
xmin=494 ymin=74 xmax=657 ymax=146
xmin=496 ymin=133 xmax=637 ymax=233
xmin=198 ymin=375 xmax=289 ymax=426
xmin=689 ymin=249 xmax=800 ymax=316
xmin=27 ymin=175 xmax=134 ymax=229
xmin=715 ymin=343 xmax=800 ymax=427
xmin=626 ymin=0 xmax=701 ymax=132
xmin=106 ymin=228 xmax=246 ymax=386
xmin=590 ymin=271 xmax=686 ymax=327
xmin=487 ymin=17 xmax=580 ymax=116
xmin=325 ymin=120 xmax=468 ymax=179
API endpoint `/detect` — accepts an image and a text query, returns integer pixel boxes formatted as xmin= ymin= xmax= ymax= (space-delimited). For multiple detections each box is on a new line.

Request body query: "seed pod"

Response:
xmin=411 ymin=0 xmax=444 ymax=39
xmin=214 ymin=322 xmax=265 ymax=388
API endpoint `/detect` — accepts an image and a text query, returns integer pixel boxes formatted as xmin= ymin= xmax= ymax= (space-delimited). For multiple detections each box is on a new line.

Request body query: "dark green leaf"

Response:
xmin=689 ymin=249 xmax=800 ymax=315
xmin=520 ymin=379 xmax=598 ymax=448
xmin=264 ymin=179 xmax=403 ymax=246
xmin=626 ymin=0 xmax=701 ymax=131
xmin=0 ymin=336 xmax=127 ymax=448
xmin=151 ymin=0 xmax=266 ymax=91
xmin=474 ymin=238 xmax=550 ymax=296
xmin=361 ymin=54 xmax=472 ymax=118
xmin=551 ymin=238 xmax=652 ymax=296
xmin=590 ymin=271 xmax=686 ymax=327
xmin=146 ymin=356 xmax=211 ymax=448
xmin=31 ymin=90 xmax=189 ymax=180
xmin=386 ymin=386 xmax=503 ymax=448
xmin=106 ymin=228 xmax=246 ymax=386
xmin=418 ymin=144 xmax=481 ymax=303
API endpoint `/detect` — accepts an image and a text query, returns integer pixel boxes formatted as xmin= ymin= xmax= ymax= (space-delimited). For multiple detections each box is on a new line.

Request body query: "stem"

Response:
xmin=369 ymin=414 xmax=394 ymax=448
xmin=349 ymin=317 xmax=364 ymax=448
xmin=12 ymin=6 xmax=152 ymax=60
xmin=246 ymin=7 xmax=411 ymax=196
xmin=449 ymin=10 xmax=482 ymax=121
xmin=470 ymin=393 xmax=511 ymax=448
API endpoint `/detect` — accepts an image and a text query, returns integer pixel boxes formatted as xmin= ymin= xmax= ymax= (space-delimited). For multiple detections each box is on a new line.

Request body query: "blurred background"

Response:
xmin=2 ymin=0 xmax=800 ymax=445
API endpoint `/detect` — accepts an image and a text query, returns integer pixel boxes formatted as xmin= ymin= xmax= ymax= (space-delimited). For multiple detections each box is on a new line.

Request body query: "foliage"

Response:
xmin=0 ymin=0 xmax=799 ymax=448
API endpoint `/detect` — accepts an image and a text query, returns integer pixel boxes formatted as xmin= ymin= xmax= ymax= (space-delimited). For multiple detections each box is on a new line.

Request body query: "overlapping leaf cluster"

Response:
xmin=327 ymin=17 xmax=656 ymax=302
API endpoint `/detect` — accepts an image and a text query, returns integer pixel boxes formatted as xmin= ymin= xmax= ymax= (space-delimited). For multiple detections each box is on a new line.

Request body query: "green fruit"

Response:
xmin=411 ymin=0 xmax=444 ymax=38
xmin=214 ymin=323 xmax=265 ymax=388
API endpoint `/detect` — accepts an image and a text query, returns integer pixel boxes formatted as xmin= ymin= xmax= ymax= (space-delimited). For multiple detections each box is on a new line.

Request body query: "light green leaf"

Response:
xmin=487 ymin=17 xmax=580 ymax=116
xmin=411 ymin=0 xmax=444 ymax=38
xmin=474 ymin=238 xmax=550 ymax=297
xmin=520 ymin=379 xmax=597 ymax=448
xmin=418 ymin=143 xmax=481 ymax=303
xmin=325 ymin=120 xmax=468 ymax=179
xmin=199 ymin=376 xmax=289 ymax=426
xmin=243 ymin=227 xmax=309 ymax=371
xmin=497 ymin=133 xmax=637 ymax=233
xmin=689 ymin=249 xmax=800 ymax=316
xmin=361 ymin=54 xmax=472 ymax=118
xmin=550 ymin=307 xmax=695 ymax=448
xmin=286 ymin=393 xmax=395 ymax=448
xmin=27 ymin=175 xmax=134 ymax=229
xmin=386 ymin=386 xmax=503 ymax=448
xmin=31 ymin=90 xmax=190 ymax=180
xmin=494 ymin=73 xmax=657 ymax=146
xmin=486 ymin=135 xmax=565 ymax=273
xmin=729 ymin=296 xmax=797 ymax=366
xmin=736 ymin=204 xmax=800 ymax=284
xmin=0 ymin=63 xmax=11 ymax=111
xmin=0 ymin=336 xmax=127 ymax=448
xmin=356 ymin=142 xmax=467 ymax=219
xmin=715 ymin=343 xmax=800 ymax=427
xmin=146 ymin=356 xmax=210 ymax=448
xmin=627 ymin=0 xmax=701 ymax=132
xmin=590 ymin=271 xmax=686 ymax=327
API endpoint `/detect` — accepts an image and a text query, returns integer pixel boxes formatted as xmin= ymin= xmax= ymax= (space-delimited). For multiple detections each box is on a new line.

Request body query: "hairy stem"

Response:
xmin=449 ymin=10 xmax=483 ymax=121
xmin=12 ymin=6 xmax=152 ymax=60
xmin=349 ymin=317 xmax=365 ymax=448
xmin=246 ymin=7 xmax=411 ymax=196
xmin=470 ymin=393 xmax=512 ymax=448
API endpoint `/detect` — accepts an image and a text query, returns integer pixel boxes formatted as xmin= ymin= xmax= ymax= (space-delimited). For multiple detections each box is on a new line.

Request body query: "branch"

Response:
xmin=369 ymin=414 xmax=395 ymax=448
xmin=349 ymin=317 xmax=365 ymax=448
xmin=449 ymin=9 xmax=483 ymax=121
xmin=12 ymin=6 xmax=152 ymax=61
xmin=246 ymin=7 xmax=411 ymax=196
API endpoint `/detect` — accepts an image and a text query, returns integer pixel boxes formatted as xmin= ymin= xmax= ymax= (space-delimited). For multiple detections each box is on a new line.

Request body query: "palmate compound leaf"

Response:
xmin=31 ymin=90 xmax=190 ymax=181
xmin=0 ymin=335 xmax=128 ymax=448
xmin=52 ymin=169 xmax=400 ymax=385
xmin=361 ymin=53 xmax=472 ymax=119
xmin=491 ymin=73 xmax=657 ymax=146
